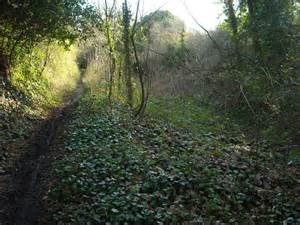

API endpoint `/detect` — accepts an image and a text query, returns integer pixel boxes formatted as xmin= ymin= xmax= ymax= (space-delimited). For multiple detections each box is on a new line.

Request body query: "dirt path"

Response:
xmin=0 ymin=77 xmax=84 ymax=225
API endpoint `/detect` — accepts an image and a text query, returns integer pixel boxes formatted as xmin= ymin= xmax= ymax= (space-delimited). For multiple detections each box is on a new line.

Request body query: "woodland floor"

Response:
xmin=0 ymin=83 xmax=299 ymax=225
xmin=45 ymin=94 xmax=299 ymax=224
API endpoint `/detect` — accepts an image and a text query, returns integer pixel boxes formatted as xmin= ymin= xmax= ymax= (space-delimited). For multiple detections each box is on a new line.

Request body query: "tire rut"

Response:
xmin=0 ymin=78 xmax=84 ymax=225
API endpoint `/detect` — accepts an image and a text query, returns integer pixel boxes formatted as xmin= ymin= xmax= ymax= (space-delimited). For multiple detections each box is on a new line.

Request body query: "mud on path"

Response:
xmin=0 ymin=77 xmax=84 ymax=225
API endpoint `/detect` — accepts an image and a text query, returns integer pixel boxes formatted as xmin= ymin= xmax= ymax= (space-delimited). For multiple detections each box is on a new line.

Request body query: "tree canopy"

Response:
xmin=0 ymin=0 xmax=99 ymax=66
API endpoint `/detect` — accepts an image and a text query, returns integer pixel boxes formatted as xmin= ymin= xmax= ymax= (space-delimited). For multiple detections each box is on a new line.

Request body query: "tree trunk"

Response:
xmin=122 ymin=0 xmax=133 ymax=107
xmin=131 ymin=34 xmax=146 ymax=117
xmin=0 ymin=52 xmax=9 ymax=80
xmin=246 ymin=0 xmax=262 ymax=58
xmin=106 ymin=25 xmax=116 ymax=103
xmin=225 ymin=0 xmax=240 ymax=59
xmin=104 ymin=0 xmax=117 ymax=103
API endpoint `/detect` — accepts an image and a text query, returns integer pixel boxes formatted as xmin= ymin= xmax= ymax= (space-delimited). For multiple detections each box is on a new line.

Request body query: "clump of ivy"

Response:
xmin=47 ymin=92 xmax=299 ymax=225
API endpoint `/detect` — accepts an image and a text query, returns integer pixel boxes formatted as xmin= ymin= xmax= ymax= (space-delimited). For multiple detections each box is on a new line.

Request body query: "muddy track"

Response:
xmin=0 ymin=78 xmax=84 ymax=225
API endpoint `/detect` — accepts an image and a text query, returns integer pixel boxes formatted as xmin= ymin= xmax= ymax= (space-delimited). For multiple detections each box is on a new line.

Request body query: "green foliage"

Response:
xmin=12 ymin=44 xmax=80 ymax=107
xmin=138 ymin=10 xmax=185 ymax=48
xmin=251 ymin=0 xmax=295 ymax=63
xmin=0 ymin=0 xmax=99 ymax=50
xmin=140 ymin=10 xmax=182 ymax=36
xmin=215 ymin=0 xmax=300 ymax=147
xmin=48 ymin=92 xmax=299 ymax=224
xmin=0 ymin=0 xmax=99 ymax=99
xmin=0 ymin=43 xmax=80 ymax=148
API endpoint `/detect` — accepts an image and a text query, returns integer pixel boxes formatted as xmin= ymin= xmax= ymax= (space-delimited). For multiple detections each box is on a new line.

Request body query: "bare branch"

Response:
xmin=182 ymin=0 xmax=223 ymax=56
xmin=132 ymin=0 xmax=141 ymax=34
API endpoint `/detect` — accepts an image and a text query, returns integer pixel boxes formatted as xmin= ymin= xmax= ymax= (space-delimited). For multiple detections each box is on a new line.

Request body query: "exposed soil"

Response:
xmin=0 ymin=78 xmax=84 ymax=225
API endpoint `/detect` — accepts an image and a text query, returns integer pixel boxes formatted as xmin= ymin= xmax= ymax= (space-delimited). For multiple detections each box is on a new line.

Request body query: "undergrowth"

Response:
xmin=47 ymin=91 xmax=299 ymax=225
